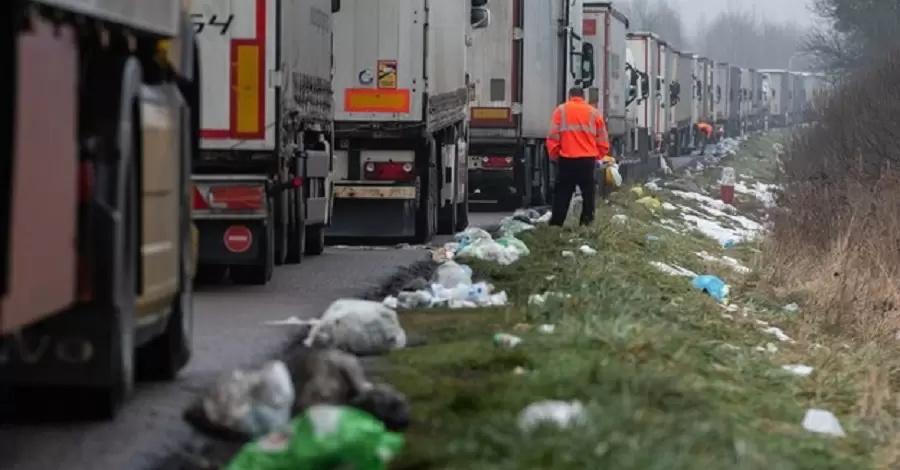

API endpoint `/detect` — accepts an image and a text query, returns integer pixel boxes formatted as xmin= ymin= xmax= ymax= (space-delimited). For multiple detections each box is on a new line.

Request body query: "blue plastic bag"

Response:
xmin=691 ymin=275 xmax=730 ymax=304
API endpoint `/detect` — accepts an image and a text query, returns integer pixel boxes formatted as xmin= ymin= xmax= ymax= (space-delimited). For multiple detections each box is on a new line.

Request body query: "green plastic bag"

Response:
xmin=225 ymin=405 xmax=404 ymax=470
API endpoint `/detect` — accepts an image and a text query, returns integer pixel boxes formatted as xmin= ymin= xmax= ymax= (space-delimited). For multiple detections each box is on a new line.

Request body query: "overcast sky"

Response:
xmin=672 ymin=0 xmax=817 ymax=33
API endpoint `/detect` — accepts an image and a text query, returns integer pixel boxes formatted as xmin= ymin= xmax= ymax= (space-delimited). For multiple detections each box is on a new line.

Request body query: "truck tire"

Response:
xmin=135 ymin=223 xmax=192 ymax=380
xmin=414 ymin=140 xmax=437 ymax=243
xmin=273 ymin=192 xmax=288 ymax=266
xmin=136 ymin=91 xmax=194 ymax=381
xmin=284 ymin=188 xmax=306 ymax=264
xmin=231 ymin=204 xmax=275 ymax=285
xmin=96 ymin=89 xmax=143 ymax=418
xmin=455 ymin=196 xmax=469 ymax=232
xmin=304 ymin=224 xmax=326 ymax=255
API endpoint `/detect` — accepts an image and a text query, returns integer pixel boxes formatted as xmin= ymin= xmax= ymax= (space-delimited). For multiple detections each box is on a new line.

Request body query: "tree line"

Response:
xmin=618 ymin=0 xmax=811 ymax=71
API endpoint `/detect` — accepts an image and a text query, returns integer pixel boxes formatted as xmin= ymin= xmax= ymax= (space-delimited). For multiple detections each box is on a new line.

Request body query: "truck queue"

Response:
xmin=2 ymin=0 xmax=828 ymax=418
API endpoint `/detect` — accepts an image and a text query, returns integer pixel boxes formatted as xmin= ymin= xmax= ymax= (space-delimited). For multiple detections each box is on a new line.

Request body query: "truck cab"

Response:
xmin=1 ymin=0 xmax=201 ymax=418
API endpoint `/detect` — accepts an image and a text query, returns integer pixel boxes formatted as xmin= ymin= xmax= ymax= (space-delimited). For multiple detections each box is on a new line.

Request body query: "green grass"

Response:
xmin=378 ymin=168 xmax=873 ymax=468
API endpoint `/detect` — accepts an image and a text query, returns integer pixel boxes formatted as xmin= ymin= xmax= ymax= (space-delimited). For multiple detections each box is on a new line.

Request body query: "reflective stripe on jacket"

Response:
xmin=546 ymin=97 xmax=610 ymax=159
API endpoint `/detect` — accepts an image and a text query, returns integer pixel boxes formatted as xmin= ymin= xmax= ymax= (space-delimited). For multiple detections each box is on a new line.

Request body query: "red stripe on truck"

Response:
xmin=199 ymin=0 xmax=267 ymax=140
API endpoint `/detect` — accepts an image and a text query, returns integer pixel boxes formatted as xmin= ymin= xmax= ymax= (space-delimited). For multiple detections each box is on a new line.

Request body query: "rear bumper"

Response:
xmin=327 ymin=184 xmax=418 ymax=239
xmin=194 ymin=218 xmax=267 ymax=266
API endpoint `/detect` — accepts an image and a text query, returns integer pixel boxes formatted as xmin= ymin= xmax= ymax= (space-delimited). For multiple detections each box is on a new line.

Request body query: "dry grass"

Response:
xmin=750 ymin=53 xmax=900 ymax=468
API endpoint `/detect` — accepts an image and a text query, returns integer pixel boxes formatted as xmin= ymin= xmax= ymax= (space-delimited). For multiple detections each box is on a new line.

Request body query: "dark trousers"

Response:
xmin=549 ymin=157 xmax=596 ymax=226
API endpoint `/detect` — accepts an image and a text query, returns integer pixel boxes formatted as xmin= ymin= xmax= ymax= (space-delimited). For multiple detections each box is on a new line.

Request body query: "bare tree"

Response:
xmin=621 ymin=0 xmax=686 ymax=49
xmin=804 ymin=0 xmax=900 ymax=74
xmin=693 ymin=10 xmax=810 ymax=70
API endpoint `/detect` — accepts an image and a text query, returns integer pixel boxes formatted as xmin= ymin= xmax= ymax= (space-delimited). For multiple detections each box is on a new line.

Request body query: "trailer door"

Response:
xmin=193 ymin=0 xmax=277 ymax=151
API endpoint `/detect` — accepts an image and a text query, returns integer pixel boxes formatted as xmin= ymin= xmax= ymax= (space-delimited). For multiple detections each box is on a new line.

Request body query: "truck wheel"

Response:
xmin=136 ymin=114 xmax=194 ymax=381
xmin=455 ymin=199 xmax=469 ymax=232
xmin=304 ymin=224 xmax=326 ymax=255
xmin=273 ymin=193 xmax=288 ymax=266
xmin=231 ymin=210 xmax=275 ymax=285
xmin=96 ymin=92 xmax=142 ymax=418
xmin=136 ymin=241 xmax=192 ymax=380
xmin=284 ymin=189 xmax=306 ymax=264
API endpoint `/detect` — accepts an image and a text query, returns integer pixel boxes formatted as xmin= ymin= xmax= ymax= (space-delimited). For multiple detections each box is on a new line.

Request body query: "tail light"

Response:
xmin=481 ymin=156 xmax=513 ymax=168
xmin=193 ymin=184 xmax=264 ymax=210
xmin=364 ymin=161 xmax=414 ymax=181
xmin=192 ymin=186 xmax=209 ymax=210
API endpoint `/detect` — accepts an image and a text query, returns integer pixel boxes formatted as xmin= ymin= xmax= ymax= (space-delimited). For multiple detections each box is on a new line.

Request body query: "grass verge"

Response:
xmin=379 ymin=137 xmax=876 ymax=469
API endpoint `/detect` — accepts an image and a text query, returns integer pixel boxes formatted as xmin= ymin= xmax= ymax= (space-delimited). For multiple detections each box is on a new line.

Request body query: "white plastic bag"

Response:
xmin=518 ymin=400 xmax=588 ymax=432
xmin=195 ymin=360 xmax=296 ymax=438
xmin=304 ymin=299 xmax=407 ymax=356
xmin=432 ymin=260 xmax=473 ymax=288
xmin=609 ymin=163 xmax=623 ymax=187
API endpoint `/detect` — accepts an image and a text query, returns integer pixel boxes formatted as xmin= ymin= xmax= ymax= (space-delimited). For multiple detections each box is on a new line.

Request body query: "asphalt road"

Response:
xmin=0 ymin=212 xmax=509 ymax=470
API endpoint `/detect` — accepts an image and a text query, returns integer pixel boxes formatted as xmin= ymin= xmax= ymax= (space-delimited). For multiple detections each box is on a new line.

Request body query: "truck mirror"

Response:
xmin=331 ymin=0 xmax=340 ymax=13
xmin=581 ymin=43 xmax=595 ymax=87
xmin=471 ymin=0 xmax=490 ymax=29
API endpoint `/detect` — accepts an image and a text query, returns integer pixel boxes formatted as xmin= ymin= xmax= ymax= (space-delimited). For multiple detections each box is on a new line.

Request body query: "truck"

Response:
xmin=713 ymin=62 xmax=729 ymax=135
xmin=328 ymin=0 xmax=479 ymax=241
xmin=738 ymin=67 xmax=750 ymax=133
xmin=464 ymin=0 xmax=593 ymax=210
xmin=190 ymin=0 xmax=335 ymax=285
xmin=2 ymin=0 xmax=201 ymax=417
xmin=673 ymin=51 xmax=695 ymax=155
xmin=760 ymin=69 xmax=789 ymax=127
xmin=624 ymin=40 xmax=651 ymax=165
xmin=626 ymin=32 xmax=662 ymax=158
xmin=583 ymin=3 xmax=629 ymax=161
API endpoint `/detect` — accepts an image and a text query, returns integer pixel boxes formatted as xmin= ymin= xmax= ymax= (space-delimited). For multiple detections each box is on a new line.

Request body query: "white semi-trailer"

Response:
xmin=329 ymin=0 xmax=477 ymax=241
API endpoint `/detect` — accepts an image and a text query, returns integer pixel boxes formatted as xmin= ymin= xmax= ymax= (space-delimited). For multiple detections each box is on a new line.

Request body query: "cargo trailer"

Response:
xmin=466 ymin=0 xmax=591 ymax=209
xmin=330 ymin=0 xmax=475 ymax=241
xmin=191 ymin=0 xmax=335 ymax=285
xmin=2 ymin=0 xmax=201 ymax=418
xmin=626 ymin=32 xmax=662 ymax=157
xmin=583 ymin=2 xmax=630 ymax=160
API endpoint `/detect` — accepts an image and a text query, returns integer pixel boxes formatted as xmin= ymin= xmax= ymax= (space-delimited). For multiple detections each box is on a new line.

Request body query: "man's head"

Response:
xmin=568 ymin=87 xmax=584 ymax=99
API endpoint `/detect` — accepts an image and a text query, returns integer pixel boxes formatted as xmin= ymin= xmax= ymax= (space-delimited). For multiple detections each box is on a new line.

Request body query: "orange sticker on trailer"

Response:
xmin=344 ymin=89 xmax=410 ymax=113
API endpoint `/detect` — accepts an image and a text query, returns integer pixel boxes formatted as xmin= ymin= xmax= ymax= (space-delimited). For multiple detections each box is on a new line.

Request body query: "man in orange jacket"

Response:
xmin=546 ymin=87 xmax=610 ymax=226
xmin=696 ymin=121 xmax=713 ymax=155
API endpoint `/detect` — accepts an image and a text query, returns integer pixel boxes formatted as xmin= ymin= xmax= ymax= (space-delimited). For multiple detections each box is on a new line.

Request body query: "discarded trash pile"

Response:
xmin=181 ymin=208 xmax=551 ymax=469
xmin=183 ymin=344 xmax=410 ymax=469
xmin=381 ymin=208 xmax=548 ymax=310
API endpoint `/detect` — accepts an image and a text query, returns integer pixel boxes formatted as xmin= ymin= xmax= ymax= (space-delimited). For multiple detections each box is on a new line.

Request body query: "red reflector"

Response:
xmin=209 ymin=186 xmax=264 ymax=210
xmin=291 ymin=176 xmax=302 ymax=187
xmin=192 ymin=186 xmax=210 ymax=210
xmin=482 ymin=156 xmax=514 ymax=168
xmin=364 ymin=162 xmax=414 ymax=181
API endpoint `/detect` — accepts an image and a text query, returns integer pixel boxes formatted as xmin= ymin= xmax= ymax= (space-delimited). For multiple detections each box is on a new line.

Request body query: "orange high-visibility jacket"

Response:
xmin=546 ymin=97 xmax=610 ymax=159
xmin=697 ymin=122 xmax=713 ymax=137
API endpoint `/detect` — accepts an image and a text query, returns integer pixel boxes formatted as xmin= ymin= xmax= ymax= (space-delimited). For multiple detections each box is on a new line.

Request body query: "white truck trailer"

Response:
xmin=583 ymin=3 xmax=630 ymax=158
xmin=328 ymin=0 xmax=474 ymax=241
xmin=2 ymin=0 xmax=201 ymax=417
xmin=760 ymin=69 xmax=790 ymax=127
xmin=466 ymin=0 xmax=591 ymax=209
xmin=626 ymin=32 xmax=662 ymax=157
xmin=673 ymin=51 xmax=696 ymax=155
xmin=191 ymin=0 xmax=335 ymax=285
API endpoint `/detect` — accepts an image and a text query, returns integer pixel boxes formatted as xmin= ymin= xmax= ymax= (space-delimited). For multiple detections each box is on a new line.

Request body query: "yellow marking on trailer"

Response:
xmin=234 ymin=44 xmax=261 ymax=134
